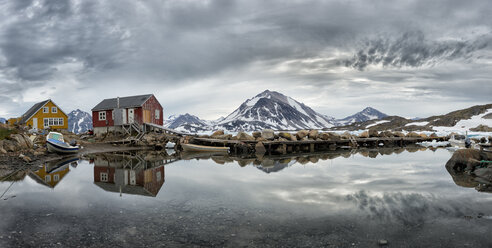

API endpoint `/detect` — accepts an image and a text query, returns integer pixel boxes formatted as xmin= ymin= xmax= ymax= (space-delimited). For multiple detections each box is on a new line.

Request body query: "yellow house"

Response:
xmin=20 ymin=99 xmax=68 ymax=130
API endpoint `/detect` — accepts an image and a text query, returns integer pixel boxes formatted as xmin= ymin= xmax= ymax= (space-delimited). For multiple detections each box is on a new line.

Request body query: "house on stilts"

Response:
xmin=91 ymin=94 xmax=163 ymax=136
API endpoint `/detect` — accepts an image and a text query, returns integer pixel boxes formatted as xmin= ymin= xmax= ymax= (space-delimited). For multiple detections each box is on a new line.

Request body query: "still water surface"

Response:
xmin=1 ymin=148 xmax=491 ymax=247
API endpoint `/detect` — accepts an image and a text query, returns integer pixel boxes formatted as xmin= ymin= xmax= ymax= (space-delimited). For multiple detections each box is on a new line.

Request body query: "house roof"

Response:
xmin=20 ymin=99 xmax=68 ymax=124
xmin=92 ymin=94 xmax=153 ymax=111
xmin=20 ymin=99 xmax=50 ymax=124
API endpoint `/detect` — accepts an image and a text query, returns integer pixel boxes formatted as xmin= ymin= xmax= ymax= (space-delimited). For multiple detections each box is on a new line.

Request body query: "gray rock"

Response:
xmin=261 ymin=129 xmax=275 ymax=140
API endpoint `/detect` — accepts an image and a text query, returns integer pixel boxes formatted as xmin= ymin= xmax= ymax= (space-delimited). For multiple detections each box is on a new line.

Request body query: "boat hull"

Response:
xmin=181 ymin=144 xmax=229 ymax=153
xmin=47 ymin=140 xmax=79 ymax=154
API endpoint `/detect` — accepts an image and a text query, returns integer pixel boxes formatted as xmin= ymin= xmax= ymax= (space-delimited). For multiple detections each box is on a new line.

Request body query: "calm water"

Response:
xmin=1 ymin=148 xmax=492 ymax=247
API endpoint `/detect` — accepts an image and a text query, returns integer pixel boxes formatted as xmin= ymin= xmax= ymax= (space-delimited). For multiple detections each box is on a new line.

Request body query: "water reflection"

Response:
xmin=2 ymin=147 xmax=492 ymax=247
xmin=179 ymin=145 xmax=438 ymax=174
xmin=28 ymin=157 xmax=78 ymax=188
xmin=88 ymin=152 xmax=173 ymax=197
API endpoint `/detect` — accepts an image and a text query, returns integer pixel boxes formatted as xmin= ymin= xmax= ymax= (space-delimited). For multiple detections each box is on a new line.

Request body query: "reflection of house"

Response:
xmin=93 ymin=155 xmax=165 ymax=197
xmin=19 ymin=99 xmax=68 ymax=130
xmin=28 ymin=158 xmax=77 ymax=188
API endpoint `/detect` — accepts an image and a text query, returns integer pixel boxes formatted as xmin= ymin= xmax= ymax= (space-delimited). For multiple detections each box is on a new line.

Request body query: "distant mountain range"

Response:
xmin=67 ymin=109 xmax=92 ymax=134
xmin=332 ymin=103 xmax=492 ymax=133
xmin=165 ymin=90 xmax=389 ymax=133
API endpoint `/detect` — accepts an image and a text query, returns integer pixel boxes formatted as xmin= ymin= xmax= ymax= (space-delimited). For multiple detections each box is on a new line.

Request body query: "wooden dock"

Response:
xmin=190 ymin=136 xmax=449 ymax=155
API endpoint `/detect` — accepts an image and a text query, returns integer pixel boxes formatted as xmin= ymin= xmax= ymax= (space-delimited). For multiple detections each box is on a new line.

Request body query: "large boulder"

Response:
xmin=211 ymin=130 xmax=225 ymax=138
xmin=406 ymin=132 xmax=420 ymax=138
xmin=11 ymin=134 xmax=28 ymax=149
xmin=445 ymin=149 xmax=482 ymax=172
xmin=261 ymin=129 xmax=275 ymax=140
xmin=340 ymin=131 xmax=352 ymax=139
xmin=296 ymin=130 xmax=309 ymax=140
xmin=308 ymin=130 xmax=319 ymax=140
xmin=380 ymin=131 xmax=394 ymax=137
xmin=393 ymin=131 xmax=405 ymax=137
xmin=319 ymin=132 xmax=330 ymax=140
xmin=255 ymin=142 xmax=266 ymax=155
xmin=278 ymin=132 xmax=293 ymax=141
xmin=368 ymin=129 xmax=379 ymax=138
xmin=358 ymin=131 xmax=369 ymax=138
xmin=252 ymin=131 xmax=261 ymax=138
xmin=236 ymin=132 xmax=255 ymax=141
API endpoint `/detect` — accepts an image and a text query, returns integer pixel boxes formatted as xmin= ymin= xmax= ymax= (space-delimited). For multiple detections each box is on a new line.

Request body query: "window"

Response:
xmin=43 ymin=107 xmax=49 ymax=113
xmin=54 ymin=174 xmax=59 ymax=182
xmin=155 ymin=109 xmax=160 ymax=119
xmin=99 ymin=111 xmax=106 ymax=121
xmin=156 ymin=171 xmax=162 ymax=181
xmin=52 ymin=107 xmax=57 ymax=113
xmin=43 ymin=118 xmax=64 ymax=128
xmin=45 ymin=175 xmax=51 ymax=182
xmin=100 ymin=172 xmax=108 ymax=182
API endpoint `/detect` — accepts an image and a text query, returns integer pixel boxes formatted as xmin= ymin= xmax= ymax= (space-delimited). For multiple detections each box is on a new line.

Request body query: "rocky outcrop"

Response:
xmin=445 ymin=149 xmax=492 ymax=193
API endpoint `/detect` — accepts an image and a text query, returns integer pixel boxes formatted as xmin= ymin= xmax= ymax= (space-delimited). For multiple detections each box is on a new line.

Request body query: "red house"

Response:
xmin=91 ymin=94 xmax=163 ymax=135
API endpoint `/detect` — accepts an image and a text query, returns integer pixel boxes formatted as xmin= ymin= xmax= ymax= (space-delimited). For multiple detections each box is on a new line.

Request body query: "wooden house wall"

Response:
xmin=27 ymin=101 xmax=68 ymax=130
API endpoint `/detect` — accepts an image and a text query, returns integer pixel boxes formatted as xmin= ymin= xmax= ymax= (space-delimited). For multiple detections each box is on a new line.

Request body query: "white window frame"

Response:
xmin=45 ymin=175 xmax=51 ymax=182
xmin=99 ymin=111 xmax=106 ymax=121
xmin=155 ymin=109 xmax=160 ymax=119
xmin=43 ymin=107 xmax=49 ymax=113
xmin=59 ymin=118 xmax=63 ymax=126
xmin=51 ymin=107 xmax=57 ymax=113
xmin=156 ymin=171 xmax=162 ymax=181
xmin=100 ymin=172 xmax=108 ymax=182
xmin=44 ymin=118 xmax=49 ymax=128
xmin=54 ymin=174 xmax=60 ymax=182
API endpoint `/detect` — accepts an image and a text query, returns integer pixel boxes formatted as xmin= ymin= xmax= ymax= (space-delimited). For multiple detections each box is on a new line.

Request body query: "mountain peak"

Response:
xmin=337 ymin=107 xmax=387 ymax=125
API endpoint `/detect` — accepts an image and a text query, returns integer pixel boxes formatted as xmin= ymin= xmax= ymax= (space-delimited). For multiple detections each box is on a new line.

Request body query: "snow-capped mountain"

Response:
xmin=0 ymin=117 xmax=6 ymax=124
xmin=68 ymin=109 xmax=93 ymax=134
xmin=215 ymin=90 xmax=336 ymax=131
xmin=164 ymin=113 xmax=211 ymax=133
xmin=336 ymin=107 xmax=387 ymax=126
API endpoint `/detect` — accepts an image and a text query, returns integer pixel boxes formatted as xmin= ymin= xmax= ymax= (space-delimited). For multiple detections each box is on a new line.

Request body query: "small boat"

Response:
xmin=46 ymin=132 xmax=80 ymax=154
xmin=181 ymin=143 xmax=229 ymax=153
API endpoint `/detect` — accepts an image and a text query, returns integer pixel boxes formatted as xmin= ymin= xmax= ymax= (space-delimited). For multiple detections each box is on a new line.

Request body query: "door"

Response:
xmin=32 ymin=118 xmax=37 ymax=129
xmin=143 ymin=110 xmax=151 ymax=123
xmin=128 ymin=108 xmax=134 ymax=124
xmin=122 ymin=109 xmax=127 ymax=124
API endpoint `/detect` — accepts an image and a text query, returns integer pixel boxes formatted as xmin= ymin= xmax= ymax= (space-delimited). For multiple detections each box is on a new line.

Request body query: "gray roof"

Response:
xmin=91 ymin=94 xmax=153 ymax=111
xmin=20 ymin=99 xmax=50 ymax=124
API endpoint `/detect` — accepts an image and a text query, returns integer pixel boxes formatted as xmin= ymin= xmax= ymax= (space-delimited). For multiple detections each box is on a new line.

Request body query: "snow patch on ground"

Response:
xmin=433 ymin=108 xmax=492 ymax=133
xmin=366 ymin=120 xmax=390 ymax=128
xmin=405 ymin=121 xmax=429 ymax=126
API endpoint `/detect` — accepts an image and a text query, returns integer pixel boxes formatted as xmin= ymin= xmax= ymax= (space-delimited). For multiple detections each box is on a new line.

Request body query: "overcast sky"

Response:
xmin=0 ymin=0 xmax=491 ymax=120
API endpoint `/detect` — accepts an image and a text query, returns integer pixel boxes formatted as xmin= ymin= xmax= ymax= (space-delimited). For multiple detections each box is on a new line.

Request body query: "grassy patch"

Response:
xmin=0 ymin=127 xmax=17 ymax=140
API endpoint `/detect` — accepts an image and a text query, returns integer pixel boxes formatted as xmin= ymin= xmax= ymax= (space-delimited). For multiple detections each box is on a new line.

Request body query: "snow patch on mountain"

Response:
xmin=216 ymin=90 xmax=336 ymax=131
xmin=68 ymin=109 xmax=92 ymax=134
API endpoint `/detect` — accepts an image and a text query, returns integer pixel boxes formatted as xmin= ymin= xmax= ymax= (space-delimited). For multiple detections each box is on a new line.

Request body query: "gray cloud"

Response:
xmin=0 ymin=0 xmax=491 ymax=118
xmin=343 ymin=31 xmax=490 ymax=70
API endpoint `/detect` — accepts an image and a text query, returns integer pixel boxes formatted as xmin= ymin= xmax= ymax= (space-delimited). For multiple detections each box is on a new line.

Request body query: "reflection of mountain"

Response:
xmin=29 ymin=157 xmax=78 ymax=188
xmin=256 ymin=159 xmax=296 ymax=173
xmin=92 ymin=154 xmax=167 ymax=197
